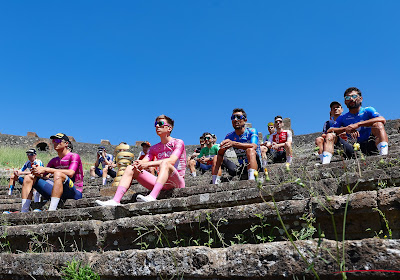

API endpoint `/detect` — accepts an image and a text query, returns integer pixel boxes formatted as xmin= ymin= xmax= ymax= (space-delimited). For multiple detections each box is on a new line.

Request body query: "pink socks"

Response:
xmin=149 ymin=182 xmax=163 ymax=199
xmin=113 ymin=186 xmax=127 ymax=203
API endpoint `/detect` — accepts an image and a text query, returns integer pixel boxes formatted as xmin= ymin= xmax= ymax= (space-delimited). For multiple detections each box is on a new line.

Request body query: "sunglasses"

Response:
xmin=344 ymin=94 xmax=359 ymax=101
xmin=27 ymin=153 xmax=35 ymax=156
xmin=154 ymin=120 xmax=170 ymax=127
xmin=231 ymin=114 xmax=245 ymax=121
xmin=205 ymin=137 xmax=211 ymax=140
xmin=52 ymin=139 xmax=63 ymax=144
xmin=275 ymin=120 xmax=283 ymax=124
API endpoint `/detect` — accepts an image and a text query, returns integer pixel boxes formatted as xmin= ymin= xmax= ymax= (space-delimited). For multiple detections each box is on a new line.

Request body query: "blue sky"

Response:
xmin=1 ymin=1 xmax=399 ymax=146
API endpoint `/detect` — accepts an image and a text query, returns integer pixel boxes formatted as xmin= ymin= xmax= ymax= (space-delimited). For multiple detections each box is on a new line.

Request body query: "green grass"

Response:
xmin=0 ymin=146 xmax=93 ymax=171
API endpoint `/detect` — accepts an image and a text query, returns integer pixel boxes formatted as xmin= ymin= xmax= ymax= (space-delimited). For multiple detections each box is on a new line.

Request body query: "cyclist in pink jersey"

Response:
xmin=20 ymin=133 xmax=83 ymax=212
xmin=96 ymin=114 xmax=186 ymax=206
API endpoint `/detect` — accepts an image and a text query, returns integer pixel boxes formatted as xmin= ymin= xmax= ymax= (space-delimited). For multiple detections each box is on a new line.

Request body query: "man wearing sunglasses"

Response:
xmin=322 ymin=87 xmax=388 ymax=164
xmin=96 ymin=114 xmax=186 ymax=205
xmin=8 ymin=149 xmax=44 ymax=197
xmin=211 ymin=108 xmax=261 ymax=184
xmin=20 ymin=133 xmax=83 ymax=212
xmin=193 ymin=132 xmax=220 ymax=176
xmin=265 ymin=116 xmax=293 ymax=164
xmin=188 ymin=136 xmax=206 ymax=177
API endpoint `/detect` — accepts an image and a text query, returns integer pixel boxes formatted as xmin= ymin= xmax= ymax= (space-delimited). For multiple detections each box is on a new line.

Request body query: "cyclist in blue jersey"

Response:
xmin=322 ymin=87 xmax=389 ymax=164
xmin=211 ymin=108 xmax=261 ymax=184
xmin=8 ymin=149 xmax=44 ymax=196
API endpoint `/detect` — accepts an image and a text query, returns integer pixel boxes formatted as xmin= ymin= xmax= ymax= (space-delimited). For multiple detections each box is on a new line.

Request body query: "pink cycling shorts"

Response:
xmin=136 ymin=169 xmax=185 ymax=190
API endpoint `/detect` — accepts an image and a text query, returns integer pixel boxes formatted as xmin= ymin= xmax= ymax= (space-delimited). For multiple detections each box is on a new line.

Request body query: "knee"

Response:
xmin=90 ymin=166 xmax=95 ymax=171
xmin=325 ymin=133 xmax=336 ymax=142
xmin=315 ymin=137 xmax=323 ymax=145
xmin=372 ymin=122 xmax=385 ymax=130
xmin=54 ymin=171 xmax=66 ymax=181
xmin=159 ymin=160 xmax=172 ymax=170
xmin=246 ymin=147 xmax=256 ymax=157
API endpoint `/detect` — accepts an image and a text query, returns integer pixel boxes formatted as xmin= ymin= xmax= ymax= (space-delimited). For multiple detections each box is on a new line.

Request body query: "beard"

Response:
xmin=347 ymin=101 xmax=362 ymax=109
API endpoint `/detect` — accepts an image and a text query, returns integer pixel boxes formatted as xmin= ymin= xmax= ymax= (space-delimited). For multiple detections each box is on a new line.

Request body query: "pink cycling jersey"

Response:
xmin=145 ymin=138 xmax=186 ymax=177
xmin=47 ymin=152 xmax=84 ymax=193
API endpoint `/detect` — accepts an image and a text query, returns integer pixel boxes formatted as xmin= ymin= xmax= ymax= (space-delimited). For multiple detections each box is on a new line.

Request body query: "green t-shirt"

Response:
xmin=197 ymin=145 xmax=219 ymax=158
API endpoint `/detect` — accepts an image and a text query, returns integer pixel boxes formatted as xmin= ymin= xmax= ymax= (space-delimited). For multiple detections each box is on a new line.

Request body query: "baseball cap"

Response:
xmin=50 ymin=133 xmax=70 ymax=142
xmin=330 ymin=101 xmax=342 ymax=108
xmin=98 ymin=146 xmax=106 ymax=151
xmin=26 ymin=148 xmax=37 ymax=155
xmin=267 ymin=122 xmax=274 ymax=126
xmin=141 ymin=141 xmax=151 ymax=147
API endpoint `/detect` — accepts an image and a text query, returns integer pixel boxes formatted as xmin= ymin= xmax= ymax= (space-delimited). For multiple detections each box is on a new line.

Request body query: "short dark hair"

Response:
xmin=202 ymin=132 xmax=212 ymax=138
xmin=274 ymin=115 xmax=283 ymax=121
xmin=344 ymin=87 xmax=362 ymax=97
xmin=155 ymin=115 xmax=174 ymax=130
xmin=232 ymin=108 xmax=247 ymax=119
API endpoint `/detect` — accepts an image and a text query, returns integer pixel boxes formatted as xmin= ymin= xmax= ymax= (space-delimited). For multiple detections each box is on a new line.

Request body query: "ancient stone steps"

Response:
xmin=1 ymin=164 xmax=399 ymax=219
xmin=0 ymin=238 xmax=398 ymax=280
xmin=0 ymin=186 xmax=398 ymax=253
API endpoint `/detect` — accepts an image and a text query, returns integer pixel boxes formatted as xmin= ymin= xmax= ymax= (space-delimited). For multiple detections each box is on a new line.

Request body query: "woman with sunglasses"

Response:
xmin=96 ymin=114 xmax=186 ymax=205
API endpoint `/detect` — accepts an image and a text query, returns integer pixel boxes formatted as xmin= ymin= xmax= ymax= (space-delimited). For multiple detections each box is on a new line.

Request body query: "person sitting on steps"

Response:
xmin=96 ymin=114 xmax=186 ymax=205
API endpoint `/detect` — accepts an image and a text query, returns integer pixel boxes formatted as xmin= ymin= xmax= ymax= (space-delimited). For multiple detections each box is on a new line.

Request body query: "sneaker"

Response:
xmin=136 ymin=194 xmax=156 ymax=202
xmin=2 ymin=211 xmax=11 ymax=214
xmin=95 ymin=199 xmax=121 ymax=207
xmin=33 ymin=209 xmax=42 ymax=212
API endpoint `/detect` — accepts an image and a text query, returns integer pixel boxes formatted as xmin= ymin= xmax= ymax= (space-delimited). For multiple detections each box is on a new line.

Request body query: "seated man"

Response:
xmin=322 ymin=87 xmax=388 ymax=164
xmin=260 ymin=122 xmax=275 ymax=167
xmin=137 ymin=141 xmax=155 ymax=175
xmin=188 ymin=136 xmax=206 ymax=177
xmin=192 ymin=132 xmax=220 ymax=177
xmin=96 ymin=114 xmax=186 ymax=205
xmin=90 ymin=146 xmax=116 ymax=185
xmin=8 ymin=149 xmax=44 ymax=198
xmin=21 ymin=133 xmax=84 ymax=212
xmin=265 ymin=116 xmax=293 ymax=164
xmin=211 ymin=108 xmax=261 ymax=184
xmin=315 ymin=101 xmax=352 ymax=163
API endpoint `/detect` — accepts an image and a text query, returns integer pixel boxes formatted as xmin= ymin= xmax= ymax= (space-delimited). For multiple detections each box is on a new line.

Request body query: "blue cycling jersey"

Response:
xmin=332 ymin=106 xmax=381 ymax=142
xmin=322 ymin=117 xmax=335 ymax=134
xmin=225 ymin=127 xmax=261 ymax=164
xmin=21 ymin=159 xmax=44 ymax=172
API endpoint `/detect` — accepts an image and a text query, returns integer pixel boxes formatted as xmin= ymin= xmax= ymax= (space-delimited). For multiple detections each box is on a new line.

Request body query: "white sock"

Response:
xmin=102 ymin=178 xmax=107 ymax=185
xmin=21 ymin=199 xmax=31 ymax=213
xmin=248 ymin=169 xmax=255 ymax=180
xmin=33 ymin=191 xmax=41 ymax=203
xmin=319 ymin=154 xmax=323 ymax=163
xmin=212 ymin=175 xmax=221 ymax=184
xmin=286 ymin=156 xmax=293 ymax=164
xmin=322 ymin=151 xmax=332 ymax=164
xmin=48 ymin=197 xmax=61 ymax=211
xmin=191 ymin=172 xmax=197 ymax=177
xmin=377 ymin=142 xmax=388 ymax=155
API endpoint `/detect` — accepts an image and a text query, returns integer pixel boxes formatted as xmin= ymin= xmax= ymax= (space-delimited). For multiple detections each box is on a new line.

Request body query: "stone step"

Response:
xmin=0 ymin=238 xmax=398 ymax=280
xmin=0 ymin=187 xmax=398 ymax=253
xmin=2 ymin=166 xmax=399 ymax=221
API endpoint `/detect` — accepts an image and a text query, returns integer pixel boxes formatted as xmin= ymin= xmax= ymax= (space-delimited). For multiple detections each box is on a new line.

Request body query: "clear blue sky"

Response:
xmin=1 ymin=1 xmax=399 ymax=146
